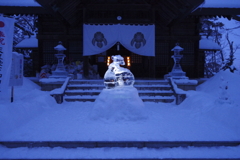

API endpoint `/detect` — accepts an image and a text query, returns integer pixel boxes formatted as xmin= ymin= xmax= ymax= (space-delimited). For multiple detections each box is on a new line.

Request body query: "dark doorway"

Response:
xmin=93 ymin=43 xmax=153 ymax=79
xmin=107 ymin=42 xmax=131 ymax=57
xmin=94 ymin=43 xmax=132 ymax=78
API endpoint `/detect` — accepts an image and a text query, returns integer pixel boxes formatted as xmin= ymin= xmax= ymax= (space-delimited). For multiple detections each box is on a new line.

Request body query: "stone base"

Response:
xmin=174 ymin=79 xmax=198 ymax=91
xmin=170 ymin=71 xmax=188 ymax=80
xmin=164 ymin=72 xmax=188 ymax=80
xmin=39 ymin=78 xmax=66 ymax=91
xmin=50 ymin=71 xmax=68 ymax=78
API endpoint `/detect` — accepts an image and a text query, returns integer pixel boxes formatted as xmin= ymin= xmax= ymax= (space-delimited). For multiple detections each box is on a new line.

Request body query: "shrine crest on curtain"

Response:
xmin=83 ymin=24 xmax=155 ymax=56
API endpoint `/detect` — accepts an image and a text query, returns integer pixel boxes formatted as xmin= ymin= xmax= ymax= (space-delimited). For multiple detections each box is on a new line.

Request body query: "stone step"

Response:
xmin=1 ymin=141 xmax=239 ymax=160
xmin=66 ymin=85 xmax=172 ymax=91
xmin=64 ymin=95 xmax=97 ymax=102
xmin=68 ymin=79 xmax=169 ymax=86
xmin=64 ymin=79 xmax=175 ymax=103
xmin=0 ymin=157 xmax=238 ymax=160
xmin=135 ymin=85 xmax=172 ymax=90
xmin=141 ymin=96 xmax=175 ymax=103
xmin=65 ymin=89 xmax=174 ymax=97
xmin=134 ymin=80 xmax=169 ymax=85
xmin=0 ymin=158 xmax=237 ymax=160
xmin=64 ymin=95 xmax=175 ymax=103
xmin=69 ymin=79 xmax=104 ymax=85
xmin=1 ymin=141 xmax=239 ymax=148
xmin=65 ymin=90 xmax=101 ymax=96
xmin=67 ymin=85 xmax=105 ymax=90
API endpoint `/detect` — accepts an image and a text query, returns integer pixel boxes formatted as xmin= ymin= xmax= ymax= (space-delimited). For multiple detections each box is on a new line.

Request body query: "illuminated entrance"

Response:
xmin=90 ymin=43 xmax=152 ymax=78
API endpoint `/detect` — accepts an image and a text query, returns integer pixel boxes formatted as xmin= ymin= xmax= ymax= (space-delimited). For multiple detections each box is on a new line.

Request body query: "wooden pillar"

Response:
xmin=194 ymin=39 xmax=200 ymax=78
xmin=83 ymin=56 xmax=89 ymax=78
xmin=38 ymin=38 xmax=44 ymax=72
xmin=149 ymin=56 xmax=155 ymax=78
xmin=194 ymin=17 xmax=201 ymax=78
xmin=32 ymin=48 xmax=40 ymax=75
xmin=36 ymin=15 xmax=44 ymax=73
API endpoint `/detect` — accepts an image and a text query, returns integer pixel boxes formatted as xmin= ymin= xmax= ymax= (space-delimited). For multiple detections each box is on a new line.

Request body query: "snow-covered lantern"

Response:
xmin=54 ymin=41 xmax=66 ymax=72
xmin=172 ymin=43 xmax=183 ymax=56
xmin=171 ymin=43 xmax=184 ymax=72
xmin=50 ymin=41 xmax=68 ymax=78
xmin=168 ymin=43 xmax=188 ymax=79
xmin=54 ymin=41 xmax=66 ymax=54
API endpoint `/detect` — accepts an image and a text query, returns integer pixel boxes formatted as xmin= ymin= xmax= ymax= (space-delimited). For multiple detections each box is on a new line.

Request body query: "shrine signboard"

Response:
xmin=9 ymin=52 xmax=23 ymax=87
xmin=0 ymin=16 xmax=15 ymax=96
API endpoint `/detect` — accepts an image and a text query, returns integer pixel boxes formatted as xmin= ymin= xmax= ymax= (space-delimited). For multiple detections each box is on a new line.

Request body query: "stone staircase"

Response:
xmin=64 ymin=79 xmax=175 ymax=103
xmin=1 ymin=140 xmax=239 ymax=159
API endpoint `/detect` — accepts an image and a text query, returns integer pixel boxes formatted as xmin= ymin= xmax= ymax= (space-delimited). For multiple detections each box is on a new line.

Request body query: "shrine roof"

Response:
xmin=0 ymin=0 xmax=40 ymax=6
xmin=1 ymin=0 xmax=239 ymax=8
xmin=199 ymin=37 xmax=221 ymax=50
xmin=15 ymin=36 xmax=38 ymax=48
xmin=200 ymin=0 xmax=240 ymax=8
xmin=0 ymin=0 xmax=46 ymax=15
xmin=191 ymin=0 xmax=240 ymax=19
xmin=1 ymin=0 xmax=239 ymax=25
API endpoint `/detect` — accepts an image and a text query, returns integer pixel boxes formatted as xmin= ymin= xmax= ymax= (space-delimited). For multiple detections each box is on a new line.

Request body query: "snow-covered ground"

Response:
xmin=0 ymin=70 xmax=240 ymax=158
xmin=0 ymin=70 xmax=240 ymax=142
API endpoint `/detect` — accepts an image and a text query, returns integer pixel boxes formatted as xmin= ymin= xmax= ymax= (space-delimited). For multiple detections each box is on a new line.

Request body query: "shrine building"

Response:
xmin=1 ymin=0 xmax=240 ymax=79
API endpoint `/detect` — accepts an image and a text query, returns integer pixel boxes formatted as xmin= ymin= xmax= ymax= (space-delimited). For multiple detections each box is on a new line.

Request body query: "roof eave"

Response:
xmin=0 ymin=6 xmax=48 ymax=15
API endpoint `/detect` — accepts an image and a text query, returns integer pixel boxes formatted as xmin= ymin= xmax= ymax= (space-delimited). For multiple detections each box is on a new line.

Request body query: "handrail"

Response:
xmin=50 ymin=77 xmax=71 ymax=104
xmin=167 ymin=77 xmax=186 ymax=105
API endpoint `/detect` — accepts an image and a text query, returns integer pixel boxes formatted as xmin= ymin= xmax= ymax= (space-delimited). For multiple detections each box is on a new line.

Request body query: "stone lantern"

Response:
xmin=50 ymin=41 xmax=68 ymax=78
xmin=168 ymin=43 xmax=188 ymax=79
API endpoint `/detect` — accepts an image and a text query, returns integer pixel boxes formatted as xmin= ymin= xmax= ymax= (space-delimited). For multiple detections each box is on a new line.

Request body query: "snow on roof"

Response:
xmin=201 ymin=0 xmax=240 ymax=8
xmin=0 ymin=0 xmax=40 ymax=7
xmin=1 ymin=0 xmax=239 ymax=8
xmin=15 ymin=36 xmax=38 ymax=48
xmin=54 ymin=43 xmax=67 ymax=51
xmin=199 ymin=37 xmax=221 ymax=50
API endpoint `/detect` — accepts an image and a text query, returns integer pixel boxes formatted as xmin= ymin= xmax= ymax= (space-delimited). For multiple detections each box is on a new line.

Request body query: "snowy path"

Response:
xmin=1 ymin=100 xmax=240 ymax=141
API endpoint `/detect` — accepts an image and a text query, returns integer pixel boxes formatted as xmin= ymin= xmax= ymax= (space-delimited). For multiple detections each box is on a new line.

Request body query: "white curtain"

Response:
xmin=83 ymin=24 xmax=155 ymax=56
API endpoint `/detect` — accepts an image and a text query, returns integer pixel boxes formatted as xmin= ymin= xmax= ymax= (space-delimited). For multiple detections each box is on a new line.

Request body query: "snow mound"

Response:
xmin=0 ymin=77 xmax=56 ymax=138
xmin=90 ymin=86 xmax=147 ymax=121
xmin=20 ymin=77 xmax=40 ymax=90
xmin=197 ymin=70 xmax=240 ymax=106
xmin=0 ymin=77 xmax=56 ymax=108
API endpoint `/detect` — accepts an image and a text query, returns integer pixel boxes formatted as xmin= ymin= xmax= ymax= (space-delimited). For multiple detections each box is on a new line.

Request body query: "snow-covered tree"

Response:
xmin=13 ymin=15 xmax=38 ymax=46
xmin=221 ymin=33 xmax=238 ymax=73
xmin=11 ymin=15 xmax=38 ymax=76
xmin=201 ymin=18 xmax=240 ymax=76
xmin=200 ymin=18 xmax=225 ymax=77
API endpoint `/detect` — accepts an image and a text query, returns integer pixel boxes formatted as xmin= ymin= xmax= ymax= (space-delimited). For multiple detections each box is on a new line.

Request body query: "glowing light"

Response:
xmin=107 ymin=56 xmax=111 ymax=66
xmin=127 ymin=56 xmax=131 ymax=66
